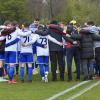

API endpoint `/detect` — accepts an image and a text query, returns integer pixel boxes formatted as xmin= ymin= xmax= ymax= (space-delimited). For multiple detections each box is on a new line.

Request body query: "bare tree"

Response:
xmin=26 ymin=0 xmax=43 ymax=20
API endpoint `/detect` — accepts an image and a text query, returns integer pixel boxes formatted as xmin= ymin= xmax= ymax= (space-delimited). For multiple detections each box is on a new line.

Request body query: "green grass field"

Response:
xmin=0 ymin=59 xmax=99 ymax=100
xmin=0 ymin=73 xmax=100 ymax=100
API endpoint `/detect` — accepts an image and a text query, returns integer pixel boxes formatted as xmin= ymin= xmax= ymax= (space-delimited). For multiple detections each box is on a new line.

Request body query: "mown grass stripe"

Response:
xmin=67 ymin=81 xmax=100 ymax=100
xmin=46 ymin=80 xmax=90 ymax=100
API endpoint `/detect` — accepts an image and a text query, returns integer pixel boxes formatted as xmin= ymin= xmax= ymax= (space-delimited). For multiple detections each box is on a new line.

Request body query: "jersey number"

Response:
xmin=7 ymin=35 xmax=12 ymax=40
xmin=40 ymin=38 xmax=47 ymax=45
xmin=24 ymin=36 xmax=30 ymax=43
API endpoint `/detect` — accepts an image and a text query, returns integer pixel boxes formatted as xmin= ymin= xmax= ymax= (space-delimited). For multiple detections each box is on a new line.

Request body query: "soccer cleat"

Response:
xmin=44 ymin=75 xmax=48 ymax=83
xmin=8 ymin=79 xmax=17 ymax=84
xmin=89 ymin=75 xmax=93 ymax=80
xmin=41 ymin=77 xmax=45 ymax=82
xmin=45 ymin=77 xmax=48 ymax=83
xmin=28 ymin=80 xmax=32 ymax=83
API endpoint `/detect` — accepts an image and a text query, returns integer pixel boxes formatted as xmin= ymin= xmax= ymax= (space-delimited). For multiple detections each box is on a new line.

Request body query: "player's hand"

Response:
xmin=44 ymin=45 xmax=47 ymax=48
xmin=66 ymin=34 xmax=71 ymax=37
xmin=73 ymin=41 xmax=78 ymax=45
xmin=59 ymin=42 xmax=63 ymax=46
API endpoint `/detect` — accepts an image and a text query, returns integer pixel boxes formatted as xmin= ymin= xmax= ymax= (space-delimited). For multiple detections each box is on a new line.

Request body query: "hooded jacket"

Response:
xmin=48 ymin=24 xmax=74 ymax=51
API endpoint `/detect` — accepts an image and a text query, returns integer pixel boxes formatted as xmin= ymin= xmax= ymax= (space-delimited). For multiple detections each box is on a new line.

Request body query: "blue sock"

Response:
xmin=7 ymin=66 xmax=9 ymax=76
xmin=28 ymin=67 xmax=32 ymax=81
xmin=20 ymin=67 xmax=24 ymax=80
xmin=8 ymin=67 xmax=14 ymax=80
xmin=45 ymin=64 xmax=49 ymax=73
xmin=4 ymin=64 xmax=8 ymax=75
xmin=39 ymin=64 xmax=45 ymax=77
xmin=16 ymin=64 xmax=19 ymax=74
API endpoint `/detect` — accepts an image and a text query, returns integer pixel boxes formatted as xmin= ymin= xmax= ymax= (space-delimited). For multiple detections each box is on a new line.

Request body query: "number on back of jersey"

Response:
xmin=7 ymin=35 xmax=12 ymax=40
xmin=23 ymin=36 xmax=30 ymax=43
xmin=39 ymin=37 xmax=47 ymax=45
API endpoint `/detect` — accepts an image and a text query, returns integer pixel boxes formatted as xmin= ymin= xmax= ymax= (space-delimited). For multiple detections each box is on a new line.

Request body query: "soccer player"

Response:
xmin=19 ymin=22 xmax=34 ymax=82
xmin=29 ymin=18 xmax=40 ymax=75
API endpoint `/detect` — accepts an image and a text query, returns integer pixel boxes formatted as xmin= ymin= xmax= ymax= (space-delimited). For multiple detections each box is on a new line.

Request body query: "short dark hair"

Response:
xmin=22 ymin=21 xmax=30 ymax=27
xmin=34 ymin=18 xmax=40 ymax=21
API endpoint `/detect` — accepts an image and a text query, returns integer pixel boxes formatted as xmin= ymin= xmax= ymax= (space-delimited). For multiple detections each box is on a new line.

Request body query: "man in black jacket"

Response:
xmin=48 ymin=21 xmax=76 ymax=81
xmin=71 ymin=28 xmax=100 ymax=80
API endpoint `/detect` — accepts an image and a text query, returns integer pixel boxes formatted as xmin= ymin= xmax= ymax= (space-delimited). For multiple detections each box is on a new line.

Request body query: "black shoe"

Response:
xmin=28 ymin=80 xmax=32 ymax=83
xmin=67 ymin=79 xmax=72 ymax=82
xmin=83 ymin=76 xmax=89 ymax=81
xmin=52 ymin=78 xmax=57 ymax=81
xmin=52 ymin=75 xmax=57 ymax=81
xmin=89 ymin=76 xmax=93 ymax=80
xmin=76 ymin=78 xmax=80 ymax=81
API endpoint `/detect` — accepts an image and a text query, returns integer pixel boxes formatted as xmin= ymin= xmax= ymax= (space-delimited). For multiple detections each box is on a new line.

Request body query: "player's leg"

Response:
xmin=0 ymin=60 xmax=8 ymax=81
xmin=44 ymin=56 xmax=49 ymax=82
xmin=32 ymin=45 xmax=38 ymax=75
xmin=50 ymin=51 xmax=57 ymax=81
xmin=37 ymin=56 xmax=45 ymax=81
xmin=28 ymin=63 xmax=32 ymax=82
xmin=58 ymin=51 xmax=65 ymax=81
xmin=27 ymin=53 xmax=33 ymax=82
xmin=66 ymin=48 xmax=73 ymax=81
xmin=19 ymin=53 xmax=26 ymax=82
xmin=15 ymin=51 xmax=20 ymax=75
xmin=20 ymin=63 xmax=25 ymax=82
xmin=8 ymin=51 xmax=18 ymax=83
xmin=32 ymin=54 xmax=38 ymax=75
xmin=8 ymin=64 xmax=15 ymax=81
xmin=39 ymin=64 xmax=45 ymax=81
xmin=4 ymin=64 xmax=8 ymax=75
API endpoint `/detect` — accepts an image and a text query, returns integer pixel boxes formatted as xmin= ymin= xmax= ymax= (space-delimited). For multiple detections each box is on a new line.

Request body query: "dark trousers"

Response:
xmin=81 ymin=59 xmax=94 ymax=78
xmin=50 ymin=51 xmax=65 ymax=81
xmin=95 ymin=47 xmax=100 ymax=76
xmin=66 ymin=47 xmax=80 ymax=80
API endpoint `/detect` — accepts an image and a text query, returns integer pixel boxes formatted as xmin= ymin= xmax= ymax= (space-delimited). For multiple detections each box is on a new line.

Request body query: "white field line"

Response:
xmin=67 ymin=81 xmax=100 ymax=100
xmin=46 ymin=80 xmax=90 ymax=100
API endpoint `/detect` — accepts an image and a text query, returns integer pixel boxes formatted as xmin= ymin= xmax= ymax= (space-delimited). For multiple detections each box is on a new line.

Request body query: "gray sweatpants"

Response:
xmin=81 ymin=59 xmax=94 ymax=77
